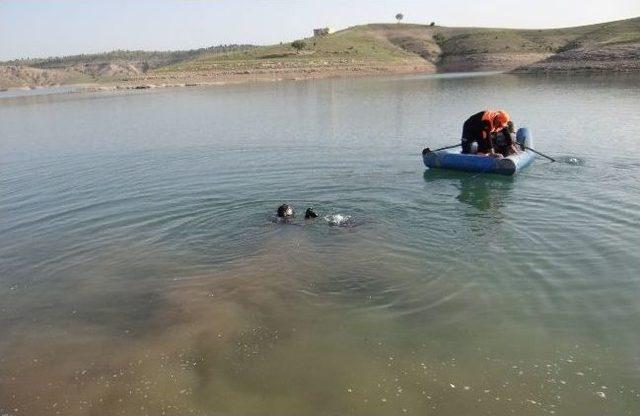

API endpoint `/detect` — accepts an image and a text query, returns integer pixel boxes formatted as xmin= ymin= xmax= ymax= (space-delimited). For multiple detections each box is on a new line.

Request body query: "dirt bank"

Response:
xmin=513 ymin=42 xmax=640 ymax=73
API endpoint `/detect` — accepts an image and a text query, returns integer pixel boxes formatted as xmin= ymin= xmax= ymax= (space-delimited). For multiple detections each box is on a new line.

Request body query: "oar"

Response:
xmin=422 ymin=143 xmax=460 ymax=155
xmin=422 ymin=142 xmax=557 ymax=163
xmin=521 ymin=145 xmax=556 ymax=162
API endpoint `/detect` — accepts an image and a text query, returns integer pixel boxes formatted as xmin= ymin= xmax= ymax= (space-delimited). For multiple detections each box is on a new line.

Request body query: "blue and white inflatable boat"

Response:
xmin=422 ymin=128 xmax=536 ymax=176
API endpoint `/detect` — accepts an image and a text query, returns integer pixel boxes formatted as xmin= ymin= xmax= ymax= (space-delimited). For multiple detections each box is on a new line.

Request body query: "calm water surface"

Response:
xmin=1 ymin=73 xmax=640 ymax=415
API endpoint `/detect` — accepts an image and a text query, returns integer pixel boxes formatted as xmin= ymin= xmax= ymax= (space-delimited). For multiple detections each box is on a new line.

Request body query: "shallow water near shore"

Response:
xmin=1 ymin=73 xmax=640 ymax=415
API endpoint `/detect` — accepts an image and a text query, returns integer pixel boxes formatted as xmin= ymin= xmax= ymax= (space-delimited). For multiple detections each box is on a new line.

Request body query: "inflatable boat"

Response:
xmin=422 ymin=128 xmax=535 ymax=176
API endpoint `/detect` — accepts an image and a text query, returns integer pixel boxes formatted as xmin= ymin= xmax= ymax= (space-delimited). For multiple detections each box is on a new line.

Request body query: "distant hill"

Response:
xmin=2 ymin=17 xmax=639 ymax=89
xmin=0 ymin=45 xmax=254 ymax=89
xmin=161 ymin=17 xmax=639 ymax=75
xmin=4 ymin=45 xmax=255 ymax=70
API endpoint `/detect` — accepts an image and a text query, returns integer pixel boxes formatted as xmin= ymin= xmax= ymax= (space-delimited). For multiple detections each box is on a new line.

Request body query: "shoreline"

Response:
xmin=3 ymin=65 xmax=639 ymax=99
xmin=0 ymin=64 xmax=436 ymax=96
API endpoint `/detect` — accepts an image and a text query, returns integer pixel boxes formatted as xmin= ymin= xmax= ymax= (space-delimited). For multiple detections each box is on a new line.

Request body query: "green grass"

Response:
xmin=156 ymin=25 xmax=425 ymax=74
xmin=63 ymin=72 xmax=96 ymax=85
xmin=155 ymin=16 xmax=638 ymax=74
xmin=5 ymin=17 xmax=638 ymax=81
xmin=2 ymin=45 xmax=255 ymax=70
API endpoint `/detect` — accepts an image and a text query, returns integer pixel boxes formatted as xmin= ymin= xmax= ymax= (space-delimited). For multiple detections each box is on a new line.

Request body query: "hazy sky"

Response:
xmin=1 ymin=0 xmax=639 ymax=60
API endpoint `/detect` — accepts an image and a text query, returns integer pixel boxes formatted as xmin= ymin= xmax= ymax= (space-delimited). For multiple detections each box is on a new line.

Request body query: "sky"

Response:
xmin=1 ymin=0 xmax=639 ymax=60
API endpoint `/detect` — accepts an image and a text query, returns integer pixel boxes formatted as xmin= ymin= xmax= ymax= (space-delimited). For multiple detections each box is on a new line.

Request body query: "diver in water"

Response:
xmin=277 ymin=204 xmax=294 ymax=218
xmin=275 ymin=204 xmax=357 ymax=227
xmin=276 ymin=204 xmax=318 ymax=222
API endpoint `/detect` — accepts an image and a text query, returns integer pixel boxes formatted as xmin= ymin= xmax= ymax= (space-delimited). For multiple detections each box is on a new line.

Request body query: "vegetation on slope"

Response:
xmin=156 ymin=17 xmax=640 ymax=76
xmin=4 ymin=45 xmax=255 ymax=70
xmin=2 ymin=17 xmax=638 ymax=88
xmin=0 ymin=45 xmax=255 ymax=88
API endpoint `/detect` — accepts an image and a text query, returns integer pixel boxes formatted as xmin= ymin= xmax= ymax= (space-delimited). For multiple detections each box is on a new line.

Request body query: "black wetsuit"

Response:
xmin=494 ymin=129 xmax=516 ymax=156
xmin=461 ymin=111 xmax=493 ymax=154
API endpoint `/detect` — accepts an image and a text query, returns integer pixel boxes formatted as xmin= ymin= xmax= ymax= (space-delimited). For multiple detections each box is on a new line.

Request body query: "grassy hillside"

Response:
xmin=2 ymin=17 xmax=639 ymax=89
xmin=435 ymin=17 xmax=640 ymax=55
xmin=0 ymin=45 xmax=254 ymax=88
xmin=155 ymin=25 xmax=433 ymax=75
xmin=154 ymin=17 xmax=640 ymax=76
xmin=4 ymin=45 xmax=255 ymax=70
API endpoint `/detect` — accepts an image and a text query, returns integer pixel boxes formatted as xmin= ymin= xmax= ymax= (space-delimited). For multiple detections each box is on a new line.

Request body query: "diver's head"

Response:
xmin=277 ymin=204 xmax=294 ymax=218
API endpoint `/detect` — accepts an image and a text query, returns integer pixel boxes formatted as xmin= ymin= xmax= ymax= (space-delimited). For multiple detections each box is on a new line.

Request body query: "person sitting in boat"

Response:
xmin=494 ymin=121 xmax=520 ymax=157
xmin=461 ymin=110 xmax=510 ymax=158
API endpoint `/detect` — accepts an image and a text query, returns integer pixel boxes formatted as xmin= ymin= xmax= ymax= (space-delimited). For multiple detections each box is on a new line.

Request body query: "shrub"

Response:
xmin=433 ymin=33 xmax=446 ymax=46
xmin=291 ymin=40 xmax=306 ymax=53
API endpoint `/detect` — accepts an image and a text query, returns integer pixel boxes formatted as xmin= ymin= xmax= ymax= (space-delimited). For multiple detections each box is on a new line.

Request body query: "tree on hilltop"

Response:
xmin=395 ymin=13 xmax=404 ymax=23
xmin=291 ymin=40 xmax=306 ymax=54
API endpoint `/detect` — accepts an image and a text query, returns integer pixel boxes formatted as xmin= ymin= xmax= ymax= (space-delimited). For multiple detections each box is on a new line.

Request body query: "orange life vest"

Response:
xmin=481 ymin=110 xmax=510 ymax=133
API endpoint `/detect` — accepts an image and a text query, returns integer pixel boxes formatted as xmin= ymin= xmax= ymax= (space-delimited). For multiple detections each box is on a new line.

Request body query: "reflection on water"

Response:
xmin=423 ymin=169 xmax=515 ymax=213
xmin=456 ymin=175 xmax=513 ymax=214
xmin=1 ymin=73 xmax=640 ymax=415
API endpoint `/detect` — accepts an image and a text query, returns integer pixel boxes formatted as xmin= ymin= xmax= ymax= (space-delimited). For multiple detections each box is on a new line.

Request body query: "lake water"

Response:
xmin=1 ymin=73 xmax=639 ymax=415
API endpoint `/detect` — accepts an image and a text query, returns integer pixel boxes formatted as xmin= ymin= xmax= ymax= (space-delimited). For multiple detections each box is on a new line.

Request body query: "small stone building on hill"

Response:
xmin=313 ymin=27 xmax=332 ymax=37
